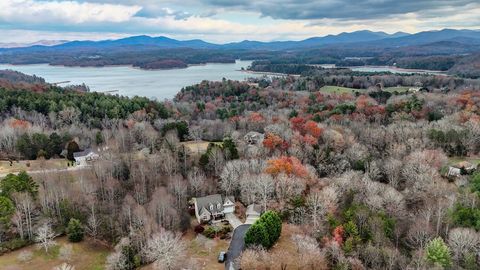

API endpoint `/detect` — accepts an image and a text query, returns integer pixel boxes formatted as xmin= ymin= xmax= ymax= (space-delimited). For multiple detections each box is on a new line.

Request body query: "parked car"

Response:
xmin=218 ymin=251 xmax=227 ymax=263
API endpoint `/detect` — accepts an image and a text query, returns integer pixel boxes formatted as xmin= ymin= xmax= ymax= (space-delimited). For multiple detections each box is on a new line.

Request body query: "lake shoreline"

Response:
xmin=1 ymin=61 xmax=238 ymax=71
xmin=0 ymin=60 xmax=260 ymax=100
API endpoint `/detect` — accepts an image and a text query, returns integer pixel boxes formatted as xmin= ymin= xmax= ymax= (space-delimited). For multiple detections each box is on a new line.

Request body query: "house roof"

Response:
xmin=194 ymin=194 xmax=234 ymax=215
xmin=246 ymin=204 xmax=262 ymax=216
xmin=73 ymin=148 xmax=96 ymax=158
xmin=244 ymin=131 xmax=264 ymax=139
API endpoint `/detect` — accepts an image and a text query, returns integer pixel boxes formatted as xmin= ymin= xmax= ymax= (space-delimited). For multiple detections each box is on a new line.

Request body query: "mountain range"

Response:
xmin=0 ymin=40 xmax=68 ymax=49
xmin=2 ymin=29 xmax=479 ymax=51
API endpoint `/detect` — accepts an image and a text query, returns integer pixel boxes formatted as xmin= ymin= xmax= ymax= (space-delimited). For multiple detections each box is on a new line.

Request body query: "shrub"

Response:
xmin=245 ymin=222 xmax=270 ymax=248
xmin=450 ymin=203 xmax=480 ymax=230
xmin=194 ymin=225 xmax=205 ymax=234
xmin=245 ymin=211 xmax=282 ymax=249
xmin=0 ymin=238 xmax=30 ymax=255
xmin=66 ymin=218 xmax=84 ymax=242
xmin=203 ymin=226 xmax=217 ymax=238
xmin=0 ymin=171 xmax=38 ymax=198
xmin=425 ymin=237 xmax=452 ymax=268
xmin=0 ymin=196 xmax=14 ymax=225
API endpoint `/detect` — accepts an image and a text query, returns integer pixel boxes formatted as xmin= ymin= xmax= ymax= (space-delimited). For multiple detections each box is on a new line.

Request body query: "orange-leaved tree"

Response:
xmin=265 ymin=156 xmax=308 ymax=178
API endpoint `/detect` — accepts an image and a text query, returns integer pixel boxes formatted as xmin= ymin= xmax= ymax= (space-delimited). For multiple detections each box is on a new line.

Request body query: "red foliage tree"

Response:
xmin=333 ymin=225 xmax=344 ymax=245
xmin=290 ymin=116 xmax=306 ymax=132
xmin=9 ymin=119 xmax=31 ymax=129
xmin=249 ymin=112 xmax=264 ymax=122
xmin=303 ymin=120 xmax=323 ymax=138
xmin=263 ymin=133 xmax=284 ymax=150
xmin=265 ymin=156 xmax=308 ymax=178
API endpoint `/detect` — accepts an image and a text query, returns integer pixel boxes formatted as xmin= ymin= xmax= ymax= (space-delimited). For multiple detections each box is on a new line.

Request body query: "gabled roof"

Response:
xmin=224 ymin=196 xmax=235 ymax=205
xmin=199 ymin=207 xmax=210 ymax=217
xmin=195 ymin=194 xmax=224 ymax=214
xmin=73 ymin=148 xmax=97 ymax=158
xmin=195 ymin=194 xmax=235 ymax=214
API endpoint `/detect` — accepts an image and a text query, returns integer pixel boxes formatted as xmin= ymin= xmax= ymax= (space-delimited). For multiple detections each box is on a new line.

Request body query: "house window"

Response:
xmin=217 ymin=203 xmax=221 ymax=210
xmin=209 ymin=204 xmax=213 ymax=211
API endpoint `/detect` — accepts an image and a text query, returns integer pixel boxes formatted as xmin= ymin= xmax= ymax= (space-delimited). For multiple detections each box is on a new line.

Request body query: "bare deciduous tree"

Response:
xmin=106 ymin=238 xmax=130 ymax=270
xmin=255 ymin=173 xmax=274 ymax=212
xmin=35 ymin=222 xmax=56 ymax=252
xmin=143 ymin=229 xmax=186 ymax=270
xmin=187 ymin=167 xmax=206 ymax=197
xmin=448 ymin=227 xmax=480 ymax=262
xmin=54 ymin=263 xmax=75 ymax=270
xmin=86 ymin=205 xmax=102 ymax=241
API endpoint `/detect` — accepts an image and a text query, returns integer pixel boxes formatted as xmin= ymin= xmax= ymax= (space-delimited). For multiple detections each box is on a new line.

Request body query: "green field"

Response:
xmin=319 ymin=86 xmax=358 ymax=94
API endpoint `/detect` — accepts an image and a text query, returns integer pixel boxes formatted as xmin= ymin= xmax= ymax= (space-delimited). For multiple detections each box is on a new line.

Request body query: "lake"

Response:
xmin=0 ymin=60 xmax=261 ymax=100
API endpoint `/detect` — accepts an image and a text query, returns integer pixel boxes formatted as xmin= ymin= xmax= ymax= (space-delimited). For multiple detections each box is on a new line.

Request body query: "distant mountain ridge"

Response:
xmin=0 ymin=40 xmax=68 ymax=49
xmin=3 ymin=29 xmax=480 ymax=52
xmin=54 ymin=35 xmax=218 ymax=49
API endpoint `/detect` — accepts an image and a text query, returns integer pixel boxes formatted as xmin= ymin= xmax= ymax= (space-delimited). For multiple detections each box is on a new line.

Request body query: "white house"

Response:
xmin=193 ymin=194 xmax=235 ymax=223
xmin=244 ymin=131 xmax=264 ymax=145
xmin=73 ymin=149 xmax=99 ymax=166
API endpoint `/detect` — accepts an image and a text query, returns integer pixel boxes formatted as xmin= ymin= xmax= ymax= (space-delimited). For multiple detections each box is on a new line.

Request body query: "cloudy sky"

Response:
xmin=0 ymin=0 xmax=479 ymax=43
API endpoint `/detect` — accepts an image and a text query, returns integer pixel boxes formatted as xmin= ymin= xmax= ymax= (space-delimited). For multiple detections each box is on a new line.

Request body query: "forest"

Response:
xmin=1 ymin=68 xmax=480 ymax=270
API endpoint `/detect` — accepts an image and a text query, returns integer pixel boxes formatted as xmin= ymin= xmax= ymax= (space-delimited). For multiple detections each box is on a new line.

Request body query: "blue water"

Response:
xmin=0 ymin=60 xmax=260 ymax=100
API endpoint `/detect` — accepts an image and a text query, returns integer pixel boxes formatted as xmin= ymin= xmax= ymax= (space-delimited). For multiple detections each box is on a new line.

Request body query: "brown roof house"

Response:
xmin=193 ymin=194 xmax=235 ymax=223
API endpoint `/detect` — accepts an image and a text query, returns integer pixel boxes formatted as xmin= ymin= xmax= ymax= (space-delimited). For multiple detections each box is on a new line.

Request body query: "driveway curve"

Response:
xmin=225 ymin=224 xmax=250 ymax=270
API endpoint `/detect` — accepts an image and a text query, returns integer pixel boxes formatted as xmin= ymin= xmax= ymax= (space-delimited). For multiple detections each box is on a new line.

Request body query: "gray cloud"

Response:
xmin=136 ymin=7 xmax=192 ymax=20
xmin=202 ymin=0 xmax=478 ymax=20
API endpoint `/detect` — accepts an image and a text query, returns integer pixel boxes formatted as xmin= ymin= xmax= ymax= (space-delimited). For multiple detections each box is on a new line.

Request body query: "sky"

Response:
xmin=0 ymin=0 xmax=479 ymax=43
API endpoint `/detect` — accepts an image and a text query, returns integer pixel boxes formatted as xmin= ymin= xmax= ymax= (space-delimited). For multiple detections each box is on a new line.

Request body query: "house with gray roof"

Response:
xmin=73 ymin=148 xmax=99 ymax=166
xmin=193 ymin=194 xmax=235 ymax=223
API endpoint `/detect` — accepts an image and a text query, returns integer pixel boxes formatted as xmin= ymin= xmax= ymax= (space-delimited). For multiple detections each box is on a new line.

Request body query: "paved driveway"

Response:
xmin=225 ymin=213 xmax=242 ymax=229
xmin=225 ymin=224 xmax=250 ymax=270
xmin=245 ymin=214 xmax=260 ymax=225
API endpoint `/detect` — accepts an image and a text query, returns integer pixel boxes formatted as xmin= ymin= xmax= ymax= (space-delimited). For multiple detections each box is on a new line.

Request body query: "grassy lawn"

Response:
xmin=0 ymin=159 xmax=69 ymax=175
xmin=180 ymin=141 xmax=223 ymax=156
xmin=0 ymin=237 xmax=110 ymax=270
xmin=185 ymin=234 xmax=229 ymax=270
xmin=384 ymin=86 xmax=410 ymax=93
xmin=140 ymin=229 xmax=229 ymax=270
xmin=448 ymin=156 xmax=480 ymax=166
xmin=319 ymin=85 xmax=358 ymax=94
